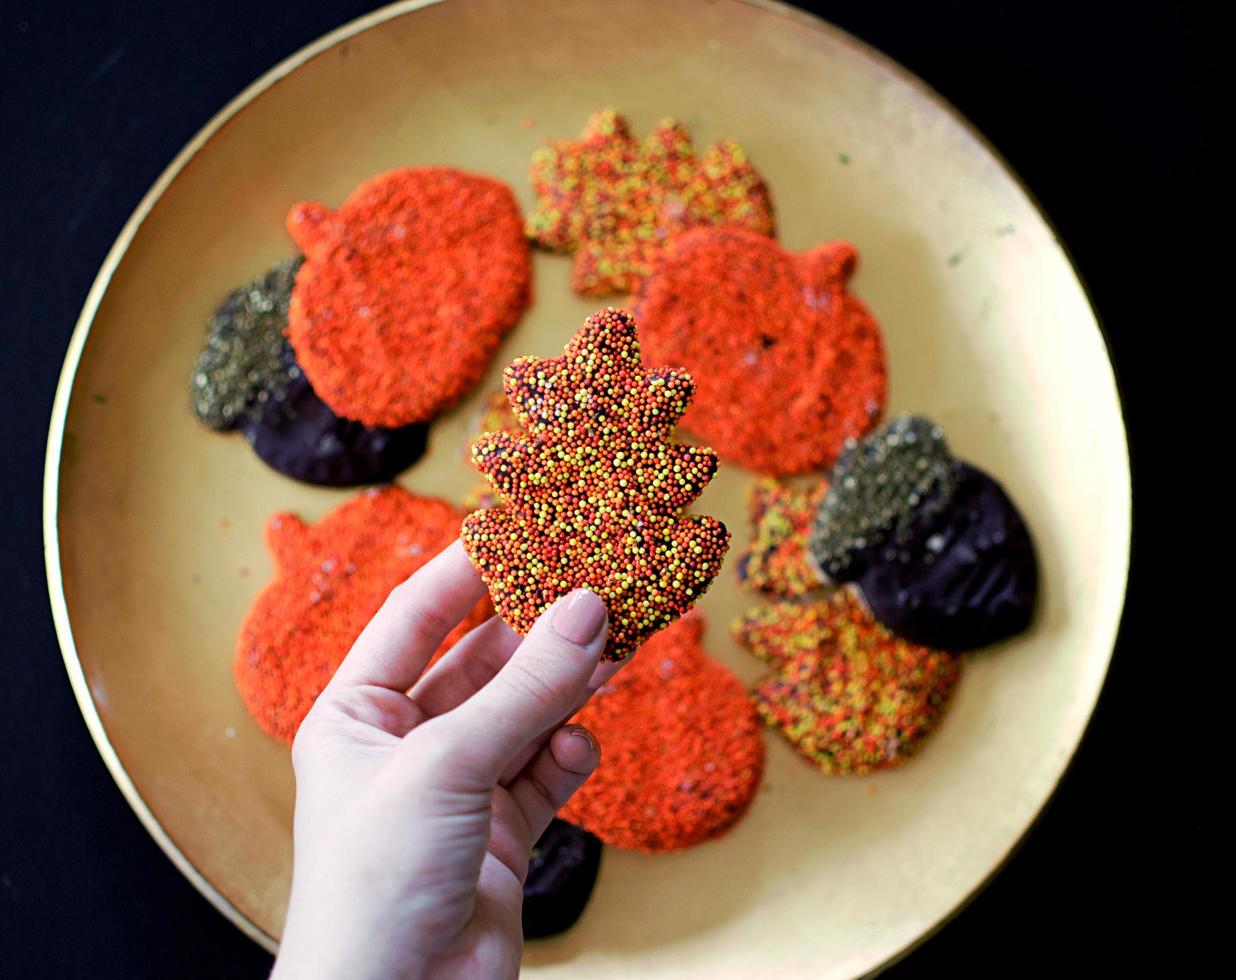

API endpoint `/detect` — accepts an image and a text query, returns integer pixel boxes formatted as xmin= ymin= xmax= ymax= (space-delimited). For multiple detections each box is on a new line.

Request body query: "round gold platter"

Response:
xmin=44 ymin=0 xmax=1130 ymax=975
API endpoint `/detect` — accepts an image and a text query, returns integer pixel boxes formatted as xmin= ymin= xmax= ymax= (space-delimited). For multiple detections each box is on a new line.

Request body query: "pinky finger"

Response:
xmin=508 ymin=725 xmax=600 ymax=845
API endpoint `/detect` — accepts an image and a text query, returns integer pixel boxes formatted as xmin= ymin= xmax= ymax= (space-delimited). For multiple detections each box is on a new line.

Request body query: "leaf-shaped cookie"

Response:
xmin=734 ymin=592 xmax=960 ymax=774
xmin=461 ymin=309 xmax=729 ymax=660
xmin=526 ymin=109 xmax=774 ymax=295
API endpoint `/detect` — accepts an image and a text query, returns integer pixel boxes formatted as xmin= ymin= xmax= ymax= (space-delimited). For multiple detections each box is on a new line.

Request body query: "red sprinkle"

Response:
xmin=561 ymin=615 xmax=765 ymax=851
xmin=286 ymin=167 xmax=531 ymax=426
xmin=234 ymin=487 xmax=490 ymax=743
xmin=635 ymin=227 xmax=887 ymax=475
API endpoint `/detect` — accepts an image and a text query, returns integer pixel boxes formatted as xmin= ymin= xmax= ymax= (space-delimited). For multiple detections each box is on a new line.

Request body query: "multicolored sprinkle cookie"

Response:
xmin=234 ymin=487 xmax=490 ymax=743
xmin=523 ymin=819 xmax=603 ymax=939
xmin=734 ymin=592 xmax=960 ymax=774
xmin=286 ymin=167 xmax=532 ymax=426
xmin=561 ymin=615 xmax=764 ymax=851
xmin=461 ymin=309 xmax=730 ymax=661
xmin=191 ymin=258 xmax=302 ymax=430
xmin=526 ymin=109 xmax=775 ymax=296
xmin=736 ymin=477 xmax=827 ymax=597
xmin=634 ymin=227 xmax=887 ymax=475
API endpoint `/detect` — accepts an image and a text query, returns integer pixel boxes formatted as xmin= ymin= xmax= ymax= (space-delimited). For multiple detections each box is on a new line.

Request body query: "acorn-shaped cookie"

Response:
xmin=523 ymin=820 xmax=603 ymax=939
xmin=809 ymin=416 xmax=1038 ymax=651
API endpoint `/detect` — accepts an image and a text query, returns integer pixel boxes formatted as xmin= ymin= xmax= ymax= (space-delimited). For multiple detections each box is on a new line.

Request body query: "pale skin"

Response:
xmin=271 ymin=540 xmax=622 ymax=980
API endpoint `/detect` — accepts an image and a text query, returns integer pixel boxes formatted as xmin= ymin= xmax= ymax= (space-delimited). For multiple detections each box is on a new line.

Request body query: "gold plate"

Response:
xmin=44 ymin=0 xmax=1130 ymax=975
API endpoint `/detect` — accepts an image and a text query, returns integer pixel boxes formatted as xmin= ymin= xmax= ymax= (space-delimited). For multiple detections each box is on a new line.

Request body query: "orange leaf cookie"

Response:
xmin=526 ymin=109 xmax=774 ymax=296
xmin=635 ymin=227 xmax=887 ymax=475
xmin=235 ymin=487 xmax=489 ymax=743
xmin=561 ymin=615 xmax=764 ymax=851
xmin=461 ymin=309 xmax=730 ymax=661
xmin=286 ymin=167 xmax=531 ymax=426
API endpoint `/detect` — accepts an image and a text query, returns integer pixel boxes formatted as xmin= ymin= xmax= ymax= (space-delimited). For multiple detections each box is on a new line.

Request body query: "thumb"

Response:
xmin=432 ymin=590 xmax=608 ymax=785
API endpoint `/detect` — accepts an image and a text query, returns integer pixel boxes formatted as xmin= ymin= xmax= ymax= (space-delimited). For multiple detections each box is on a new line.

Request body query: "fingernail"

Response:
xmin=568 ymin=725 xmax=598 ymax=755
xmin=552 ymin=589 xmax=607 ymax=646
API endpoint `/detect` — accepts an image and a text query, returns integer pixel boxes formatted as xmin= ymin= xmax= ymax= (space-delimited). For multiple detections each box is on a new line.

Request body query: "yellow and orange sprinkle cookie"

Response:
xmin=561 ymin=615 xmax=764 ymax=852
xmin=526 ymin=109 xmax=775 ymax=296
xmin=234 ymin=487 xmax=490 ymax=744
xmin=736 ymin=477 xmax=827 ymax=597
xmin=461 ymin=309 xmax=730 ymax=661
xmin=733 ymin=591 xmax=960 ymax=774
xmin=286 ymin=167 xmax=531 ymax=427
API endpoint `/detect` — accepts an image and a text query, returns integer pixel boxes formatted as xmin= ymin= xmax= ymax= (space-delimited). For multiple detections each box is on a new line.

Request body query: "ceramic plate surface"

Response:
xmin=45 ymin=1 xmax=1130 ymax=975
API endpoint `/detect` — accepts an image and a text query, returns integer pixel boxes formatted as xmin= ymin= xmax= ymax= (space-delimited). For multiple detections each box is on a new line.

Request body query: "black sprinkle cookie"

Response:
xmin=238 ymin=350 xmax=428 ymax=487
xmin=523 ymin=819 xmax=602 ymax=939
xmin=849 ymin=461 xmax=1038 ymax=651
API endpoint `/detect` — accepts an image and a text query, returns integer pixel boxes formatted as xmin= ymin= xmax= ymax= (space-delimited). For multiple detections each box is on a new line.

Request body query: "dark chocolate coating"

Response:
xmin=238 ymin=366 xmax=428 ymax=487
xmin=522 ymin=819 xmax=602 ymax=939
xmin=843 ymin=461 xmax=1038 ymax=651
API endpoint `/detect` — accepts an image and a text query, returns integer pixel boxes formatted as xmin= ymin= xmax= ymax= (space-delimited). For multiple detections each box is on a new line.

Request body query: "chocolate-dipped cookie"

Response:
xmin=810 ymin=416 xmax=1038 ymax=651
xmin=849 ymin=461 xmax=1038 ymax=651
xmin=522 ymin=819 xmax=602 ymax=939
xmin=238 ymin=352 xmax=428 ymax=487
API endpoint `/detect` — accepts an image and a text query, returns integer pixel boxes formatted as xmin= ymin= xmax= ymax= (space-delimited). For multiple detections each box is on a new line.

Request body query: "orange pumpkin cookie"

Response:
xmin=634 ymin=227 xmax=887 ymax=475
xmin=286 ymin=167 xmax=531 ymax=426
xmin=461 ymin=309 xmax=730 ymax=661
xmin=235 ymin=487 xmax=489 ymax=743
xmin=561 ymin=615 xmax=764 ymax=851
xmin=526 ymin=109 xmax=774 ymax=296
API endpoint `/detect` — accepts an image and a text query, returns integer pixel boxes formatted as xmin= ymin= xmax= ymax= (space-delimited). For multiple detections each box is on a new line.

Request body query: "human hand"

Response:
xmin=271 ymin=540 xmax=619 ymax=980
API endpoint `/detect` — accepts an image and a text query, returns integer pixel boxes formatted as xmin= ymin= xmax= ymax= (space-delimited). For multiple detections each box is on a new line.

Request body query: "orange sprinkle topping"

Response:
xmin=561 ymin=615 xmax=765 ymax=851
xmin=234 ymin=487 xmax=489 ymax=743
xmin=635 ymin=227 xmax=887 ymax=475
xmin=286 ymin=167 xmax=531 ymax=426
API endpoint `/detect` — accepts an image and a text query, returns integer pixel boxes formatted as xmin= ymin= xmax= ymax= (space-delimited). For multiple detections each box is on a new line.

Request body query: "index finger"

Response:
xmin=329 ymin=540 xmax=487 ymax=694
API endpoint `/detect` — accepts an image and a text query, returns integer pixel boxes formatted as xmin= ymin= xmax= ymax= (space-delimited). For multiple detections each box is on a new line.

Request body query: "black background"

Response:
xmin=0 ymin=1 xmax=1213 ymax=976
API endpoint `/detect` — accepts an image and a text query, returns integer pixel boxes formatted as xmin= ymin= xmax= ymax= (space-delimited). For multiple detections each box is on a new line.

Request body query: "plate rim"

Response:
xmin=41 ymin=0 xmax=1132 ymax=970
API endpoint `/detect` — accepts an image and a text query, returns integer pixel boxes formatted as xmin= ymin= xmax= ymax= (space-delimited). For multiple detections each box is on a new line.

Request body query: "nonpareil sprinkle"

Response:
xmin=526 ymin=109 xmax=774 ymax=296
xmin=286 ymin=167 xmax=531 ymax=427
xmin=737 ymin=477 xmax=827 ymax=597
xmin=734 ymin=591 xmax=960 ymax=775
xmin=234 ymin=487 xmax=490 ymax=743
xmin=190 ymin=257 xmax=302 ymax=430
xmin=634 ymin=227 xmax=887 ymax=475
xmin=808 ymin=415 xmax=956 ymax=580
xmin=561 ymin=615 xmax=764 ymax=851
xmin=461 ymin=308 xmax=730 ymax=661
